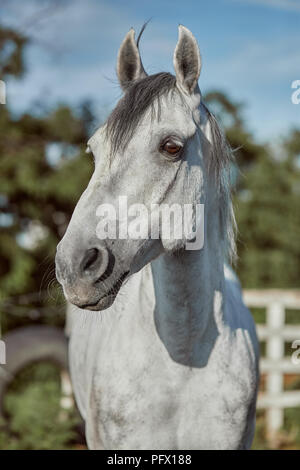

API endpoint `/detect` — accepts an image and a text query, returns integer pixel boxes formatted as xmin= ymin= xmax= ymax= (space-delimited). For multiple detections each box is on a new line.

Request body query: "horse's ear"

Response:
xmin=117 ymin=28 xmax=147 ymax=91
xmin=173 ymin=25 xmax=201 ymax=95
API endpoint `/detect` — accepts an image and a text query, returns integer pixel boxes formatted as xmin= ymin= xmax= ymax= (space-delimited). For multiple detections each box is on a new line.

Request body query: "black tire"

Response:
xmin=0 ymin=325 xmax=68 ymax=419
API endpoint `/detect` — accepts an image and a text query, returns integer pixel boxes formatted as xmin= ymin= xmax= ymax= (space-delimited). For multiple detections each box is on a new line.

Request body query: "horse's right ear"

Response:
xmin=173 ymin=25 xmax=201 ymax=95
xmin=117 ymin=29 xmax=147 ymax=91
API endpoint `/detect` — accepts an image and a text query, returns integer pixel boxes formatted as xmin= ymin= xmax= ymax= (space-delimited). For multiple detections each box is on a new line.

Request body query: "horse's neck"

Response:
xmin=150 ymin=192 xmax=225 ymax=367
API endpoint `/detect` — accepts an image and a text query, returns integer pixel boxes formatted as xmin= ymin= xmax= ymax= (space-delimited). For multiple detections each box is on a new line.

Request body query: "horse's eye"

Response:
xmin=161 ymin=139 xmax=183 ymax=157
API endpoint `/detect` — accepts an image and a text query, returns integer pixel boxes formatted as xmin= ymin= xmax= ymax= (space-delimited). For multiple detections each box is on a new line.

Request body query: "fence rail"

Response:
xmin=243 ymin=289 xmax=300 ymax=439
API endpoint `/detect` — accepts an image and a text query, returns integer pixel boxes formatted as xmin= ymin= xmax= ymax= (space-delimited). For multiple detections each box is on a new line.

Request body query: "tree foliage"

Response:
xmin=0 ymin=25 xmax=94 ymax=332
xmin=204 ymin=91 xmax=300 ymax=288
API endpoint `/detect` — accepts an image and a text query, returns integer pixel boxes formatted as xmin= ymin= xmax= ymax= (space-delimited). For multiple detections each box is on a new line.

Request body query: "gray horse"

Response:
xmin=56 ymin=25 xmax=259 ymax=450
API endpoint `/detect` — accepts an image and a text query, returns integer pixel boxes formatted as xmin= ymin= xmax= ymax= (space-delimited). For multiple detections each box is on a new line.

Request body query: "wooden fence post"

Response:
xmin=265 ymin=301 xmax=285 ymax=440
xmin=243 ymin=289 xmax=300 ymax=444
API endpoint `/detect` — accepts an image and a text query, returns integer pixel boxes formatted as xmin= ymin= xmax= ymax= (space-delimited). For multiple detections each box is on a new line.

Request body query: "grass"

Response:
xmin=0 ymin=362 xmax=84 ymax=450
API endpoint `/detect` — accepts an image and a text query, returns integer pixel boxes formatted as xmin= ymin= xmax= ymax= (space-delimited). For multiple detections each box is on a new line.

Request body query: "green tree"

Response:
xmin=0 ymin=24 xmax=94 ymax=332
xmin=204 ymin=90 xmax=300 ymax=288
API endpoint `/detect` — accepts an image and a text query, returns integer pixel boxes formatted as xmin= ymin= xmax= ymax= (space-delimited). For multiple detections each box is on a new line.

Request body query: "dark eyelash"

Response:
xmin=86 ymin=146 xmax=96 ymax=164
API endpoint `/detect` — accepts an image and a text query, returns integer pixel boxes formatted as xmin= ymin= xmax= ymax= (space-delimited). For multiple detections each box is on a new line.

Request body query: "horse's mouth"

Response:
xmin=78 ymin=270 xmax=130 ymax=311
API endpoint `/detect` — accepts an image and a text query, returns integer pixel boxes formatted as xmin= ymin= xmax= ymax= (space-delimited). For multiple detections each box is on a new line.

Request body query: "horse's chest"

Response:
xmin=70 ymin=321 xmax=253 ymax=450
xmin=88 ymin=363 xmax=248 ymax=449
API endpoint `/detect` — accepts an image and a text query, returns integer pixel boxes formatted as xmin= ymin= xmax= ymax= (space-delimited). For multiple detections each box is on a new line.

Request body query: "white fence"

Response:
xmin=243 ymin=289 xmax=300 ymax=439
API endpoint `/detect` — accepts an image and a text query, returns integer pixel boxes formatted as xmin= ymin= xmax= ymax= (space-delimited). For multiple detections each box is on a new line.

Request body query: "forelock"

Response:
xmin=105 ymin=72 xmax=177 ymax=155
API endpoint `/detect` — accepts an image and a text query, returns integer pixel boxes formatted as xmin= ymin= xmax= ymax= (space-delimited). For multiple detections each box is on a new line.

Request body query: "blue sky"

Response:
xmin=1 ymin=0 xmax=300 ymax=142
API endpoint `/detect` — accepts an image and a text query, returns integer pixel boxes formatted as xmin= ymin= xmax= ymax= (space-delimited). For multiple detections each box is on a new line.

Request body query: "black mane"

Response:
xmin=106 ymin=72 xmax=177 ymax=155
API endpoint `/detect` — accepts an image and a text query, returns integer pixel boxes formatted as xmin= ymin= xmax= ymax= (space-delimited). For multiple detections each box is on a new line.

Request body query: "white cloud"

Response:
xmin=200 ymin=33 xmax=300 ymax=141
xmin=204 ymin=34 xmax=300 ymax=86
xmin=4 ymin=1 xmax=177 ymax=114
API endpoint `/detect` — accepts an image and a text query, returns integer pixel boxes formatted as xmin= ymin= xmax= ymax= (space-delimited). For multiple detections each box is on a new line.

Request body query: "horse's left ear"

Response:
xmin=173 ymin=25 xmax=201 ymax=95
xmin=117 ymin=28 xmax=147 ymax=91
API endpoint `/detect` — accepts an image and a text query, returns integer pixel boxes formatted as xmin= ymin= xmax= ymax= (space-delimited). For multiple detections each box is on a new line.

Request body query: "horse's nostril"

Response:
xmin=82 ymin=248 xmax=99 ymax=272
xmin=80 ymin=247 xmax=109 ymax=280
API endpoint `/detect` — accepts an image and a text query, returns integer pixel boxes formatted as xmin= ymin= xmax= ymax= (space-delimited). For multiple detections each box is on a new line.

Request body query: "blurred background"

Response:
xmin=0 ymin=0 xmax=299 ymax=450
